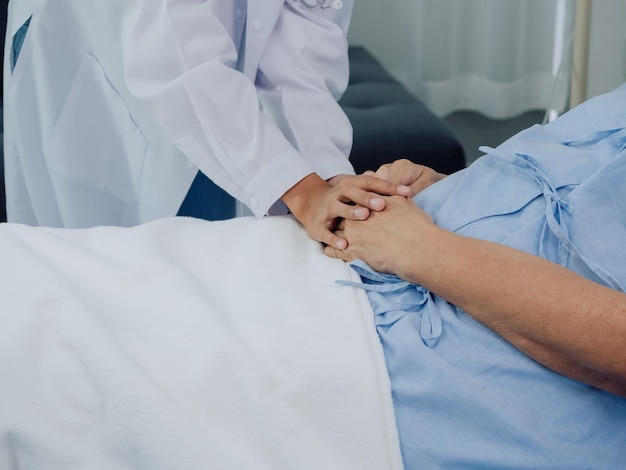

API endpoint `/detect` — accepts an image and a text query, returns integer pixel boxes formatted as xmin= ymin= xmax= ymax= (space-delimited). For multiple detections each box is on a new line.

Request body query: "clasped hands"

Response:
xmin=282 ymin=159 xmax=445 ymax=274
xmin=325 ymin=160 xmax=445 ymax=273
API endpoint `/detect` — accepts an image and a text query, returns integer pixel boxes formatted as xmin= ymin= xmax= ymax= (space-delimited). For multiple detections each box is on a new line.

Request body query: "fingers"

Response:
xmin=324 ymin=231 xmax=348 ymax=250
xmin=376 ymin=159 xmax=420 ymax=186
xmin=323 ymin=225 xmax=352 ymax=259
xmin=324 ymin=243 xmax=349 ymax=261
xmin=339 ymin=175 xmax=410 ymax=204
xmin=374 ymin=166 xmax=391 ymax=181
xmin=286 ymin=173 xmax=415 ymax=252
xmin=374 ymin=159 xmax=446 ymax=197
xmin=327 ymin=174 xmax=350 ymax=187
xmin=319 ymin=174 xmax=411 ymax=224
xmin=309 ymin=219 xmax=349 ymax=251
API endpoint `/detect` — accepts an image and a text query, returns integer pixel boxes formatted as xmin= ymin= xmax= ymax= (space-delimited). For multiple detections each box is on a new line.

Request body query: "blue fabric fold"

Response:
xmin=513 ymin=153 xmax=575 ymax=266
xmin=338 ymin=260 xmax=443 ymax=347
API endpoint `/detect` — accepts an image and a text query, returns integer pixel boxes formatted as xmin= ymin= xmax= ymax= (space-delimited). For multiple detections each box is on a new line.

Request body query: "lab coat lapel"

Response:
xmin=243 ymin=0 xmax=284 ymax=80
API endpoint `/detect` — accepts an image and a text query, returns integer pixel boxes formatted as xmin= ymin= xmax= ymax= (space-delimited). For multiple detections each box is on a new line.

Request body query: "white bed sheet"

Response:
xmin=0 ymin=215 xmax=402 ymax=469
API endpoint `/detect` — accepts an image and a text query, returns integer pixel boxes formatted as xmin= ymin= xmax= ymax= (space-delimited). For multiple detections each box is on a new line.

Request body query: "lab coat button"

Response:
xmin=252 ymin=20 xmax=263 ymax=32
xmin=332 ymin=0 xmax=343 ymax=8
xmin=249 ymin=198 xmax=259 ymax=210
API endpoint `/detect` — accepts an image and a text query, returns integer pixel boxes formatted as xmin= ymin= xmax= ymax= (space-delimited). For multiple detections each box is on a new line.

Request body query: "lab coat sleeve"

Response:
xmin=98 ymin=0 xmax=324 ymax=216
xmin=255 ymin=0 xmax=355 ymax=186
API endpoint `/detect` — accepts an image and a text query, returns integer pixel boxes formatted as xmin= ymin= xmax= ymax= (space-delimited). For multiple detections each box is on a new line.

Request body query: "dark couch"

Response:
xmin=341 ymin=46 xmax=465 ymax=175
xmin=0 ymin=45 xmax=465 ymax=223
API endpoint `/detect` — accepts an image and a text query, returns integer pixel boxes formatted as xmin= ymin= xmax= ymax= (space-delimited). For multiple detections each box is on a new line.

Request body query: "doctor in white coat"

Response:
xmin=3 ymin=0 xmax=407 ymax=249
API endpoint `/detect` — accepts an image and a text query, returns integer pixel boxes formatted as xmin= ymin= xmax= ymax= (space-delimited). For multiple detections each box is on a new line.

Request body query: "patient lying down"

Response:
xmin=1 ymin=85 xmax=626 ymax=469
xmin=324 ymin=83 xmax=626 ymax=467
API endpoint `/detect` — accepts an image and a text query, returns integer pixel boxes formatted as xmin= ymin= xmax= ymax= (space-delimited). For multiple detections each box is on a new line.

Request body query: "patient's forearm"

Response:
xmin=327 ymin=197 xmax=626 ymax=396
xmin=407 ymin=225 xmax=626 ymax=398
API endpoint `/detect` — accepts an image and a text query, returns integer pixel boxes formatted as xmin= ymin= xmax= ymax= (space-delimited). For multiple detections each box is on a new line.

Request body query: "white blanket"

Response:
xmin=0 ymin=216 xmax=403 ymax=469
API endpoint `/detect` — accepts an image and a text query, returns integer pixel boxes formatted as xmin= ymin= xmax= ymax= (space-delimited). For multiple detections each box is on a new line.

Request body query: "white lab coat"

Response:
xmin=3 ymin=0 xmax=354 ymax=227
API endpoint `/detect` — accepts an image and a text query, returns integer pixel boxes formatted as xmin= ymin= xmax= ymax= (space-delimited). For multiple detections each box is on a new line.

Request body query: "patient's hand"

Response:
xmin=324 ymin=195 xmax=436 ymax=278
xmin=367 ymin=159 xmax=446 ymax=198
xmin=282 ymin=173 xmax=411 ymax=250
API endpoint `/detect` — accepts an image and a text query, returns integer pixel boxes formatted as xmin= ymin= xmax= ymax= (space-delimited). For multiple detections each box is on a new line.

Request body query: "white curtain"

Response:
xmin=348 ymin=0 xmax=575 ymax=119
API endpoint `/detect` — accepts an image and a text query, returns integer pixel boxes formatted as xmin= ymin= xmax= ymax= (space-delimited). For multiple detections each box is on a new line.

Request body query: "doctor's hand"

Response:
xmin=365 ymin=159 xmax=446 ymax=198
xmin=281 ymin=173 xmax=411 ymax=250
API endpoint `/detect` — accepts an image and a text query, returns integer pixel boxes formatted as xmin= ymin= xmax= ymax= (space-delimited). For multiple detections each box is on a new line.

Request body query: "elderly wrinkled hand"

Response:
xmin=324 ymin=195 xmax=436 ymax=277
xmin=366 ymin=159 xmax=446 ymax=198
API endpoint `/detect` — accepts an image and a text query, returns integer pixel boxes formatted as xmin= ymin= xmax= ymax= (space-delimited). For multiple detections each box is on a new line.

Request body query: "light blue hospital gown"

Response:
xmin=346 ymin=84 xmax=626 ymax=469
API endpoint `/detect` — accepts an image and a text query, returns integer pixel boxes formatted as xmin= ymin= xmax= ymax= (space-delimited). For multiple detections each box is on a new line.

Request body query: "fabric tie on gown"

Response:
xmin=337 ymin=260 xmax=443 ymax=347
xmin=509 ymin=149 xmax=625 ymax=292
